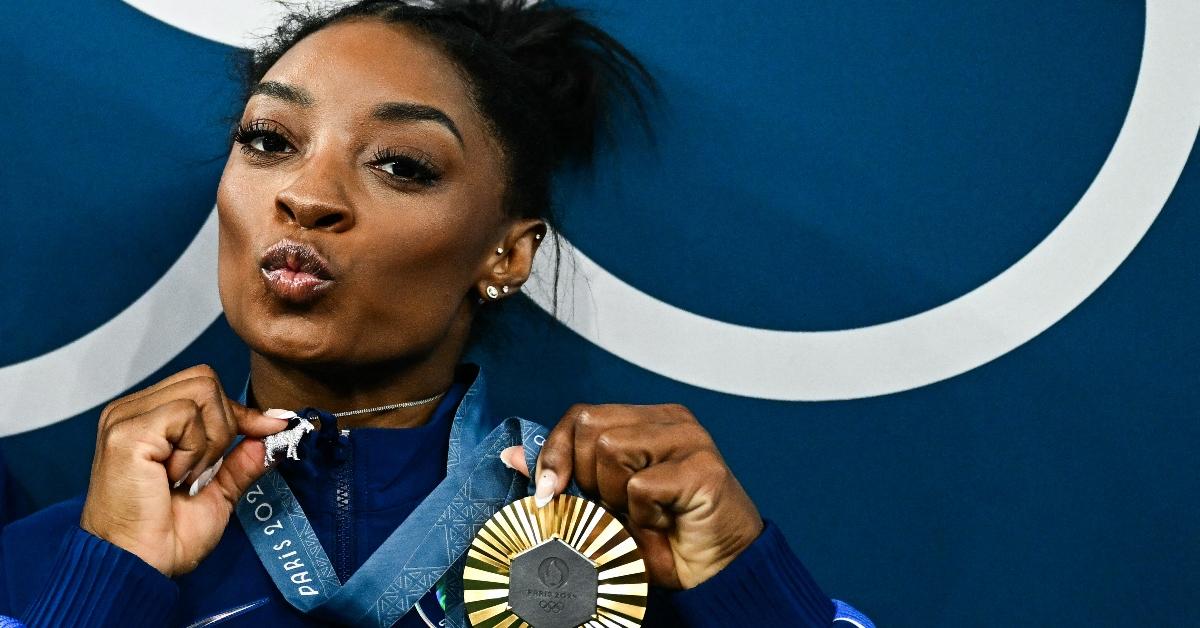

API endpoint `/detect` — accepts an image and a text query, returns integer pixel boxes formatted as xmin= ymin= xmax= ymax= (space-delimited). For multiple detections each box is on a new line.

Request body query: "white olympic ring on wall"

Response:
xmin=0 ymin=0 xmax=1196 ymax=435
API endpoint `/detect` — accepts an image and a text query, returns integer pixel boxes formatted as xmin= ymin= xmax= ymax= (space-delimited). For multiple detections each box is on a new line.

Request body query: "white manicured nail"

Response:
xmin=534 ymin=470 xmax=557 ymax=509
xmin=210 ymin=456 xmax=224 ymax=478
xmin=188 ymin=469 xmax=210 ymax=496
xmin=187 ymin=457 xmax=224 ymax=496
xmin=265 ymin=408 xmax=299 ymax=420
xmin=499 ymin=446 xmax=526 ymax=475
xmin=172 ymin=470 xmax=191 ymax=490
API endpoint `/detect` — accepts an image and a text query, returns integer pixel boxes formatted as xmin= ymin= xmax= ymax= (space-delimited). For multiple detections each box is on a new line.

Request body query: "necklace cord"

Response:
xmin=329 ymin=390 xmax=448 ymax=418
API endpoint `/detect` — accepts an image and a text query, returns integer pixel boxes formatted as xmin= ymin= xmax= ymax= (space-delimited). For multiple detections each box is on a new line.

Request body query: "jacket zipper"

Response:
xmin=184 ymin=597 xmax=271 ymax=627
xmin=334 ymin=428 xmax=353 ymax=583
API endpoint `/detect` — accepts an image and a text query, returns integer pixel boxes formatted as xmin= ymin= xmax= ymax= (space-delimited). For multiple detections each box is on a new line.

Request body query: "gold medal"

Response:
xmin=464 ymin=494 xmax=649 ymax=628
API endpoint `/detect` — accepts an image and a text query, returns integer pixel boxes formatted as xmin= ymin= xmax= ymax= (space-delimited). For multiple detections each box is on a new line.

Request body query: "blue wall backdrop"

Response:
xmin=1 ymin=1 xmax=1197 ymax=625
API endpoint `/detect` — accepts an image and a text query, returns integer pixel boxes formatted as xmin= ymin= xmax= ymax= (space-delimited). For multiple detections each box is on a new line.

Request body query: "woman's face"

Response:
xmin=217 ymin=19 xmax=530 ymax=368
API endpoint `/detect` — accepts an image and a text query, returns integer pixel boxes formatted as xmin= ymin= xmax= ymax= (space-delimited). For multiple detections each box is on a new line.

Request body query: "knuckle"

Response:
xmin=625 ymin=474 xmax=650 ymax=497
xmin=683 ymin=421 xmax=715 ymax=445
xmin=565 ymin=403 xmax=594 ymax=425
xmin=595 ymin=433 xmax=621 ymax=457
xmin=575 ymin=407 xmax=602 ymax=429
xmin=663 ymin=403 xmax=695 ymax=421
xmin=565 ymin=402 xmax=591 ymax=418
xmin=98 ymin=401 xmax=121 ymax=426
xmin=187 ymin=363 xmax=218 ymax=379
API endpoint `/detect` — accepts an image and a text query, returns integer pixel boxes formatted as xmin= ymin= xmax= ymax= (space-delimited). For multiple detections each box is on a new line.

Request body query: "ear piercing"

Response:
xmin=482 ymin=285 xmax=515 ymax=301
xmin=498 ymin=233 xmax=543 ymax=253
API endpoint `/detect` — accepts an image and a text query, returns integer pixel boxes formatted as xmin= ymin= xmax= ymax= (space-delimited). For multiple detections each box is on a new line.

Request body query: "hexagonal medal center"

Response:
xmin=508 ymin=538 xmax=598 ymax=628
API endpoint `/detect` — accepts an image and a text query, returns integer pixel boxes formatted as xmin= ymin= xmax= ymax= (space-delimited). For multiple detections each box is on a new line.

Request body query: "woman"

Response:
xmin=0 ymin=1 xmax=871 ymax=626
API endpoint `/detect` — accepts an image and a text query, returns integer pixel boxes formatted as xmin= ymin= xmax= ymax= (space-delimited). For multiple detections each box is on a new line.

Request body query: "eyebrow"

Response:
xmin=372 ymin=102 xmax=464 ymax=147
xmin=250 ymin=81 xmax=314 ymax=106
xmin=249 ymin=81 xmax=464 ymax=147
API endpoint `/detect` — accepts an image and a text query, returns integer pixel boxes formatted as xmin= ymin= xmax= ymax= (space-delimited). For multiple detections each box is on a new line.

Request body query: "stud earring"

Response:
xmin=534 ymin=233 xmax=543 ymax=241
xmin=485 ymin=285 xmax=500 ymax=299
xmin=495 ymin=247 xmax=504 ymax=255
xmin=502 ymin=285 xmax=510 ymax=294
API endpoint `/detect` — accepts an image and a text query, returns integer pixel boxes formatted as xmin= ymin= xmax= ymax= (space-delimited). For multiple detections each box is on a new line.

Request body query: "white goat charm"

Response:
xmin=264 ymin=414 xmax=317 ymax=466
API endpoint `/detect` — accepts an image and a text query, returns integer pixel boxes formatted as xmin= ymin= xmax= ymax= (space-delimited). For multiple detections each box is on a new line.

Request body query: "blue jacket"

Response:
xmin=0 ymin=365 xmax=872 ymax=627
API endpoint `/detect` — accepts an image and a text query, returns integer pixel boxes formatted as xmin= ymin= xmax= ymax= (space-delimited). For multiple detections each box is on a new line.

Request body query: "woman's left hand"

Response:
xmin=502 ymin=403 xmax=763 ymax=590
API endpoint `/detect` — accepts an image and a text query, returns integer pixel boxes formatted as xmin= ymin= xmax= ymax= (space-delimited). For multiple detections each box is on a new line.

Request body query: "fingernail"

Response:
xmin=187 ymin=457 xmax=224 ymax=497
xmin=499 ymin=453 xmax=514 ymax=470
xmin=188 ymin=468 xmax=210 ymax=497
xmin=534 ymin=470 xmax=557 ymax=509
xmin=265 ymin=408 xmax=299 ymax=420
xmin=172 ymin=469 xmax=192 ymax=490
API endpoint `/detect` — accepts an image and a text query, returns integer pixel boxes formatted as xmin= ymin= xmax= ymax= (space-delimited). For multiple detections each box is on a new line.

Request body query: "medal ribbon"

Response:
xmin=236 ymin=379 xmax=561 ymax=627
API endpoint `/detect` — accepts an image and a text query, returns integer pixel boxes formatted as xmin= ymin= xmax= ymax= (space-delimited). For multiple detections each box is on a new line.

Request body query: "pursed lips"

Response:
xmin=258 ymin=239 xmax=336 ymax=304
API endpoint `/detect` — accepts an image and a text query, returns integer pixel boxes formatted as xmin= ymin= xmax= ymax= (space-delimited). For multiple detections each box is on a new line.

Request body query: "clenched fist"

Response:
xmin=80 ymin=365 xmax=287 ymax=577
xmin=503 ymin=403 xmax=763 ymax=590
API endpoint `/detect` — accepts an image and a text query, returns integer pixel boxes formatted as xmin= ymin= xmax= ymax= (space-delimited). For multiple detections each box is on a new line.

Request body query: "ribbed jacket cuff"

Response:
xmin=671 ymin=520 xmax=835 ymax=627
xmin=23 ymin=527 xmax=178 ymax=627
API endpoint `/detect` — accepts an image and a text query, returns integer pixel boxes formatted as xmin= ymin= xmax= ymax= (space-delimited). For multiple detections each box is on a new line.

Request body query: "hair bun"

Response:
xmin=444 ymin=0 xmax=656 ymax=167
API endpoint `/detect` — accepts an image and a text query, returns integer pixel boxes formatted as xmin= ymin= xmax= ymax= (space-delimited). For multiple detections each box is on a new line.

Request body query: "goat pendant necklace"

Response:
xmin=262 ymin=390 xmax=447 ymax=466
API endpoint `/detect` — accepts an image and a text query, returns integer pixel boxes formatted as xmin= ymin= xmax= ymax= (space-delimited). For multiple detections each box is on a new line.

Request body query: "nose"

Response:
xmin=274 ymin=152 xmax=355 ymax=232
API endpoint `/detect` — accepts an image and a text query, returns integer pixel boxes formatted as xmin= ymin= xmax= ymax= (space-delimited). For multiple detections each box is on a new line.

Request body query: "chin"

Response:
xmin=232 ymin=309 xmax=346 ymax=365
xmin=255 ymin=336 xmax=340 ymax=366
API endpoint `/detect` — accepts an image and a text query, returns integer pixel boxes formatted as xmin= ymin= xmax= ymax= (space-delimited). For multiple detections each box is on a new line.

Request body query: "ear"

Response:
xmin=474 ymin=219 xmax=547 ymax=303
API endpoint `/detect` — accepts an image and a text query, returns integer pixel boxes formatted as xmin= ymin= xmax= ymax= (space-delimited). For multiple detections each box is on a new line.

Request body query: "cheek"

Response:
xmin=373 ymin=193 xmax=495 ymax=286
xmin=215 ymin=160 xmax=267 ymax=320
xmin=217 ymin=159 xmax=262 ymax=231
xmin=345 ymin=197 xmax=495 ymax=341
xmin=354 ymin=212 xmax=477 ymax=319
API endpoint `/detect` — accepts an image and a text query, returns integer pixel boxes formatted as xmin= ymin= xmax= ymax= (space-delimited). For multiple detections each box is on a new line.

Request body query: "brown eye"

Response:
xmin=232 ymin=120 xmax=295 ymax=155
xmin=375 ymin=158 xmax=429 ymax=180
xmin=368 ymin=149 xmax=442 ymax=187
xmin=247 ymin=133 xmax=292 ymax=153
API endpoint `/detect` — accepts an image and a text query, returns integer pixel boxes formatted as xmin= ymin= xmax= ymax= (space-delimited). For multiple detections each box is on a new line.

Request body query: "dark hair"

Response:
xmin=236 ymin=0 xmax=655 ymax=344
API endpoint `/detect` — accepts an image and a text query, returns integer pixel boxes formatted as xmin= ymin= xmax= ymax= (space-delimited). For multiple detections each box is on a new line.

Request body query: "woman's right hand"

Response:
xmin=79 ymin=365 xmax=287 ymax=577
